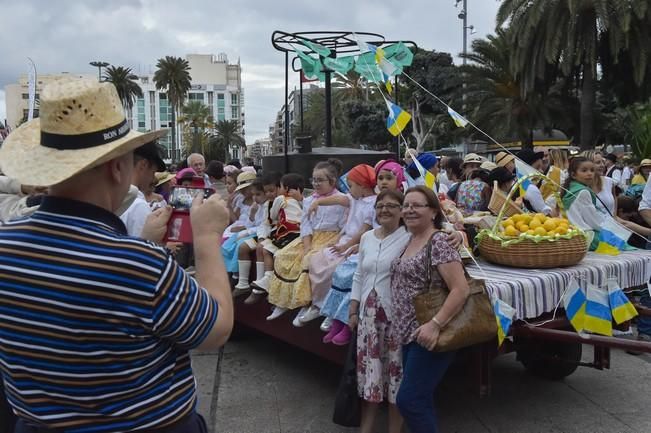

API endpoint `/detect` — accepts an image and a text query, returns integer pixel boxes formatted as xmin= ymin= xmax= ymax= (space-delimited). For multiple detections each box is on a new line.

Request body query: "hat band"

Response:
xmin=41 ymin=118 xmax=130 ymax=150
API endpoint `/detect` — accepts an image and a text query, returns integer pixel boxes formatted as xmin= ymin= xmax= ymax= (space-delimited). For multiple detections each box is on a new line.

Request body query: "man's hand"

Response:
xmin=191 ymin=193 xmax=230 ymax=237
xmin=141 ymin=206 xmax=172 ymax=243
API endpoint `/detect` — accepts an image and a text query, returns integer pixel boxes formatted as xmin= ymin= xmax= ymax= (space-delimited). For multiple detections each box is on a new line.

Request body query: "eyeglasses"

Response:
xmin=310 ymin=177 xmax=329 ymax=185
xmin=374 ymin=203 xmax=401 ymax=210
xmin=401 ymin=203 xmax=430 ymax=210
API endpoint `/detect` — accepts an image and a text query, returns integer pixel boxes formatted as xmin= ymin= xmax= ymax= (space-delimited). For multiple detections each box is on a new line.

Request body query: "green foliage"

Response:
xmin=343 ymin=100 xmax=392 ymax=149
xmin=628 ymin=101 xmax=651 ymax=160
xmin=102 ymin=66 xmax=143 ymax=111
xmin=178 ymin=101 xmax=213 ymax=154
xmin=208 ymin=120 xmax=245 ymax=161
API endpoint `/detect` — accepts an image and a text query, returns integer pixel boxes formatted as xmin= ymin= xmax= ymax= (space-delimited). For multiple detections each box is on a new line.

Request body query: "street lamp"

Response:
xmin=89 ymin=61 xmax=110 ymax=82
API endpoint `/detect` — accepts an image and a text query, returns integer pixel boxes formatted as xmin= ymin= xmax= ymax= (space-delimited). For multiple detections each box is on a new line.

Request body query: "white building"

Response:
xmin=3 ymin=53 xmax=244 ymax=162
xmin=247 ymin=138 xmax=272 ymax=165
xmin=126 ymin=53 xmax=244 ymax=161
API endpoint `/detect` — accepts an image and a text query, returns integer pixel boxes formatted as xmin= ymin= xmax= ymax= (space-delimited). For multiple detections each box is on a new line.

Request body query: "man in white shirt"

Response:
xmin=604 ymin=153 xmax=623 ymax=188
xmin=188 ymin=153 xmax=211 ymax=187
xmin=120 ymin=141 xmax=166 ymax=237
xmin=516 ymin=149 xmax=552 ymax=215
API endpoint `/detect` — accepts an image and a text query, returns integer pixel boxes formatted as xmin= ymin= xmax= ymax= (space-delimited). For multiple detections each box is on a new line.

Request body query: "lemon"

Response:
xmin=526 ymin=229 xmax=535 ymax=235
xmin=518 ymin=224 xmax=529 ymax=233
xmin=534 ymin=213 xmax=546 ymax=221
xmin=556 ymin=225 xmax=568 ymax=235
xmin=534 ymin=227 xmax=547 ymax=236
xmin=504 ymin=226 xmax=520 ymax=237
xmin=543 ymin=219 xmax=557 ymax=231
xmin=529 ymin=218 xmax=542 ymax=229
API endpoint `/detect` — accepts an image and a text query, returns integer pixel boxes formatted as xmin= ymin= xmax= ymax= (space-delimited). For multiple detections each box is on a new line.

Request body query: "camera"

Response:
xmin=165 ymin=184 xmax=215 ymax=243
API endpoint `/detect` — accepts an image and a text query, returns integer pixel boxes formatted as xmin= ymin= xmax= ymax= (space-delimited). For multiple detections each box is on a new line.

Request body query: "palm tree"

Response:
xmin=455 ymin=29 xmax=571 ymax=147
xmin=102 ymin=66 xmax=143 ymax=112
xmin=497 ymin=0 xmax=651 ymax=149
xmin=178 ymin=101 xmax=213 ymax=154
xmin=210 ymin=120 xmax=245 ymax=161
xmin=153 ymin=56 xmax=192 ymax=161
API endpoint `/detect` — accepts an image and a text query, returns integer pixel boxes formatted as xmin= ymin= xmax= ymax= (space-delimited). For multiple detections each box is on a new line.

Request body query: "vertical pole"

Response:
xmin=299 ymin=77 xmax=304 ymax=133
xmin=462 ymin=0 xmax=468 ymax=156
xmin=324 ymin=70 xmax=332 ymax=147
xmin=284 ymin=51 xmax=290 ymax=172
xmin=394 ymin=75 xmax=400 ymax=158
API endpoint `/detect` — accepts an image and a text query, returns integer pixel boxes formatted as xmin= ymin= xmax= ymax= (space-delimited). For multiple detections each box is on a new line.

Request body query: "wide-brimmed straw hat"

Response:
xmin=234 ymin=171 xmax=257 ymax=192
xmin=462 ymin=153 xmax=483 ymax=167
xmin=495 ymin=151 xmax=515 ymax=168
xmin=155 ymin=171 xmax=176 ymax=187
xmin=640 ymin=159 xmax=651 ymax=168
xmin=0 ymin=78 xmax=168 ymax=186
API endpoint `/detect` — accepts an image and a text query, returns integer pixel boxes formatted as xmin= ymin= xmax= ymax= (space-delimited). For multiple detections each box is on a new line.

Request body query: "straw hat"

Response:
xmin=234 ymin=171 xmax=257 ymax=192
xmin=640 ymin=159 xmax=651 ymax=168
xmin=0 ymin=79 xmax=168 ymax=186
xmin=480 ymin=161 xmax=497 ymax=171
xmin=495 ymin=151 xmax=515 ymax=167
xmin=155 ymin=171 xmax=175 ymax=187
xmin=462 ymin=153 xmax=483 ymax=167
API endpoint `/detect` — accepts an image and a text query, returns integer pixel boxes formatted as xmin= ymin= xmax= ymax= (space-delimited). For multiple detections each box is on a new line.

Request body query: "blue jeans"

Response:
xmin=396 ymin=342 xmax=455 ymax=433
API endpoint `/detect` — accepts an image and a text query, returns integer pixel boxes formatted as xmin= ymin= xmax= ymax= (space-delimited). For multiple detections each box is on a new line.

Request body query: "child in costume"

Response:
xmin=298 ymin=164 xmax=377 ymax=329
xmin=320 ymin=161 xmax=404 ymax=344
xmin=267 ymin=159 xmax=347 ymax=321
xmin=225 ymin=169 xmax=243 ymax=224
xmin=247 ymin=173 xmax=305 ymax=305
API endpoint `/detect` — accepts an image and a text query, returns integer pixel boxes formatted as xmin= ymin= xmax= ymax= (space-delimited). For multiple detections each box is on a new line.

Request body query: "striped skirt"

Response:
xmin=268 ymin=231 xmax=339 ymax=309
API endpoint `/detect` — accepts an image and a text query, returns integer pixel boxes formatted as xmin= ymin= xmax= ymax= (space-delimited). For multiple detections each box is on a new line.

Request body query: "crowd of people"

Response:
xmin=1 ymin=77 xmax=651 ymax=433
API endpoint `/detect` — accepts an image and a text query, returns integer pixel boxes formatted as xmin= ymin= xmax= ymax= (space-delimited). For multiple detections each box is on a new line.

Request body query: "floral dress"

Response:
xmin=390 ymin=231 xmax=461 ymax=346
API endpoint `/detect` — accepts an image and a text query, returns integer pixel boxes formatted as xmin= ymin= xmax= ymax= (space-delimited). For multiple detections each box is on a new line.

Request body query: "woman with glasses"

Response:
xmin=349 ymin=189 xmax=409 ymax=433
xmin=267 ymin=159 xmax=347 ymax=320
xmin=391 ymin=185 xmax=470 ymax=433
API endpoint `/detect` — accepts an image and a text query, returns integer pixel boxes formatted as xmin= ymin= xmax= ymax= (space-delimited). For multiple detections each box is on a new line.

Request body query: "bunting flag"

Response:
xmin=295 ymin=50 xmax=325 ymax=82
xmin=322 ymin=56 xmax=355 ymax=75
xmin=447 ymin=106 xmax=468 ymax=128
xmin=607 ymin=279 xmax=638 ymax=324
xmin=594 ymin=218 xmax=631 ymax=256
xmin=562 ymin=277 xmax=586 ymax=333
xmin=410 ymin=151 xmax=438 ymax=192
xmin=583 ymin=284 xmax=613 ymax=336
xmin=337 ymin=171 xmax=350 ymax=194
xmin=494 ymin=298 xmax=516 ymax=347
xmin=375 ymin=46 xmax=399 ymax=77
xmin=385 ymin=100 xmax=411 ymax=137
xmin=514 ymin=160 xmax=540 ymax=198
xmin=299 ymin=38 xmax=332 ymax=57
xmin=382 ymin=41 xmax=415 ymax=68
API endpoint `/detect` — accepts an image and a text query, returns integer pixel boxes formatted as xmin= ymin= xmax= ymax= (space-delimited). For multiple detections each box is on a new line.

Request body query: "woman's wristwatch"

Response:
xmin=431 ymin=316 xmax=443 ymax=329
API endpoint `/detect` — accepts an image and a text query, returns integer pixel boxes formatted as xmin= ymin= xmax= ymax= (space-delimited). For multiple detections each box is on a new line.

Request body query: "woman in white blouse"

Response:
xmin=349 ymin=189 xmax=409 ymax=433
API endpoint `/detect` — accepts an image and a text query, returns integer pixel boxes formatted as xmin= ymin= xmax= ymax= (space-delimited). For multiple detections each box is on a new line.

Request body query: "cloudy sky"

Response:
xmin=0 ymin=0 xmax=501 ymax=143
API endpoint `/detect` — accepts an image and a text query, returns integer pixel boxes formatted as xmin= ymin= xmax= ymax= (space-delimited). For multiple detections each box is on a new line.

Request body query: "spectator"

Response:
xmin=455 ymin=168 xmax=491 ymax=215
xmin=632 ymin=159 xmax=651 ymax=185
xmin=188 ymin=153 xmax=210 ymax=186
xmin=534 ymin=146 xmax=550 ymax=174
xmin=581 ymin=150 xmax=617 ymax=216
xmin=392 ymin=186 xmax=470 ymax=433
xmin=495 ymin=151 xmax=516 ymax=173
xmin=0 ymin=78 xmax=233 ymax=432
xmin=120 ymin=141 xmax=166 ymax=236
xmin=461 ymin=153 xmax=483 ymax=178
xmin=605 ymin=153 xmax=623 ymax=187
xmin=514 ymin=149 xmax=553 ymax=215
xmin=206 ymin=160 xmax=229 ymax=200
xmin=444 ymin=157 xmax=464 ymax=202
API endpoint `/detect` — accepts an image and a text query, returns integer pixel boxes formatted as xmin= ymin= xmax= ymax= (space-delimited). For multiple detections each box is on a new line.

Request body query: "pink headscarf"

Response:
xmin=375 ymin=160 xmax=405 ymax=191
xmin=175 ymin=167 xmax=197 ymax=181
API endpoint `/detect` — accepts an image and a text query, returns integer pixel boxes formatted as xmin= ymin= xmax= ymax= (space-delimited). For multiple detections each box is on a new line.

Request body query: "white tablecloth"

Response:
xmin=466 ymin=251 xmax=651 ymax=320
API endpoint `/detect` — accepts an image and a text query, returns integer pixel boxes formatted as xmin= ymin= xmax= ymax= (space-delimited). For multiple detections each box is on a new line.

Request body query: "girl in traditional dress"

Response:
xmin=301 ymin=164 xmax=377 ymax=333
xmin=267 ymin=160 xmax=347 ymax=320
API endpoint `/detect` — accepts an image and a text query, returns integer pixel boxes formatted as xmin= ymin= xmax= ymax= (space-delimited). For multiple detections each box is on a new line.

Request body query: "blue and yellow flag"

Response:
xmin=494 ymin=298 xmax=516 ymax=347
xmin=594 ymin=218 xmax=631 ymax=256
xmin=409 ymin=152 xmax=437 ymax=192
xmin=607 ymin=279 xmax=638 ymax=324
xmin=584 ymin=284 xmax=613 ymax=336
xmin=386 ymin=101 xmax=411 ymax=137
xmin=447 ymin=106 xmax=468 ymax=128
xmin=562 ymin=277 xmax=586 ymax=333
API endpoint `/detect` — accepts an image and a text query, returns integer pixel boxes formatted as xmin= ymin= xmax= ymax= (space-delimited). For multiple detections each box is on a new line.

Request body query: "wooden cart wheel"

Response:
xmin=515 ymin=337 xmax=582 ymax=380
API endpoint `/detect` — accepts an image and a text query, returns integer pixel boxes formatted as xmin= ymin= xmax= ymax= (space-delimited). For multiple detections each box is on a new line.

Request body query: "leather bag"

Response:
xmin=332 ymin=333 xmax=361 ymax=427
xmin=413 ymin=234 xmax=497 ymax=351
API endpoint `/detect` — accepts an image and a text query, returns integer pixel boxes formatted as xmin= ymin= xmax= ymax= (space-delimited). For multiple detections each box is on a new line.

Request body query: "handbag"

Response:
xmin=332 ymin=333 xmax=361 ymax=427
xmin=413 ymin=234 xmax=497 ymax=351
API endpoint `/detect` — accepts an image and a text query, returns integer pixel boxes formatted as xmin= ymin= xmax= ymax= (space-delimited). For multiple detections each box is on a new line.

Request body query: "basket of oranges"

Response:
xmin=476 ymin=174 xmax=588 ymax=268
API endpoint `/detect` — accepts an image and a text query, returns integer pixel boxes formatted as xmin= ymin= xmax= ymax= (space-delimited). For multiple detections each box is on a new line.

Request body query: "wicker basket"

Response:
xmin=476 ymin=173 xmax=588 ymax=268
xmin=488 ymin=181 xmax=521 ymax=217
xmin=477 ymin=235 xmax=588 ymax=268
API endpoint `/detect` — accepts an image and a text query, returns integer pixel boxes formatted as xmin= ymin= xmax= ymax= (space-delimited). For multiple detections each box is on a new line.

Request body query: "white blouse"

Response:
xmin=300 ymin=192 xmax=347 ymax=237
xmin=338 ymin=194 xmax=376 ymax=245
xmin=351 ymin=226 xmax=410 ymax=319
xmin=596 ymin=176 xmax=616 ymax=216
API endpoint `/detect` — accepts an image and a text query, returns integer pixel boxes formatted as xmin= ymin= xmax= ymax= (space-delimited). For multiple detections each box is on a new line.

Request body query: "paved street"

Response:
xmin=192 ymin=329 xmax=651 ymax=433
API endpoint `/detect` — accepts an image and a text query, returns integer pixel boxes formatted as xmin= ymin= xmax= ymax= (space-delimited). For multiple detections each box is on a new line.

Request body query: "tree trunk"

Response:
xmin=580 ymin=63 xmax=596 ymax=150
xmin=171 ymin=109 xmax=177 ymax=162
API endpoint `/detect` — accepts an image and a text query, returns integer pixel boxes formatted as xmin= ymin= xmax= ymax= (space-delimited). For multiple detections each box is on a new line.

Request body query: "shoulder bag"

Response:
xmin=412 ymin=235 xmax=497 ymax=351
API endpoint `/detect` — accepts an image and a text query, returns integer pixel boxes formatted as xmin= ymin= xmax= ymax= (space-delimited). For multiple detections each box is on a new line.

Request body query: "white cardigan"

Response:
xmin=351 ymin=226 xmax=410 ymax=319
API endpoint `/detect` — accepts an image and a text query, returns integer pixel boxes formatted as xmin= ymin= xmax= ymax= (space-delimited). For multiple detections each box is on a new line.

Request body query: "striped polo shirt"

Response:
xmin=0 ymin=196 xmax=218 ymax=432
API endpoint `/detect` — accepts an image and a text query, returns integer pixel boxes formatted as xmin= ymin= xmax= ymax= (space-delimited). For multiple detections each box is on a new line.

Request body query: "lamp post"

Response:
xmin=455 ymin=0 xmax=475 ymax=155
xmin=89 ymin=61 xmax=110 ymax=82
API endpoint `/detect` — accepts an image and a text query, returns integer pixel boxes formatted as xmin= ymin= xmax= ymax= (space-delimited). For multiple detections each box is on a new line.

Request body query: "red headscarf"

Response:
xmin=347 ymin=164 xmax=376 ymax=189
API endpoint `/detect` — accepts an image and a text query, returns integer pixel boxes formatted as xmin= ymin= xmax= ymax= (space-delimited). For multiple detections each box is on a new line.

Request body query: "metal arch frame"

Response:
xmin=271 ymin=30 xmax=418 ymax=171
